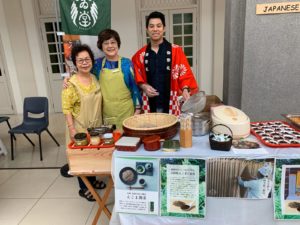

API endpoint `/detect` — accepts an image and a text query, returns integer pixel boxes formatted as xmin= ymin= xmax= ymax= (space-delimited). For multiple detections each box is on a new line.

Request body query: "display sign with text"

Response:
xmin=256 ymin=2 xmax=300 ymax=15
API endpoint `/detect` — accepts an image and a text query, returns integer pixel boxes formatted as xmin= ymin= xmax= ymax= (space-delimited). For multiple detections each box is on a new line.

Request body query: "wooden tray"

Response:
xmin=282 ymin=114 xmax=300 ymax=129
xmin=68 ymin=141 xmax=114 ymax=150
xmin=250 ymin=120 xmax=300 ymax=148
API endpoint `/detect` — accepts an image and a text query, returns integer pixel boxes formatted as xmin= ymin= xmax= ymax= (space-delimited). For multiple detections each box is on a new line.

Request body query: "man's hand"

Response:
xmin=139 ymin=83 xmax=159 ymax=97
xmin=63 ymin=77 xmax=70 ymax=89
xmin=134 ymin=108 xmax=141 ymax=115
xmin=182 ymin=88 xmax=190 ymax=101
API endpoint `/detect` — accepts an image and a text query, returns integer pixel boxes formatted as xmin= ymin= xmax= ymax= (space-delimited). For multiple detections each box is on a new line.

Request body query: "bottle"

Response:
xmin=180 ymin=114 xmax=192 ymax=148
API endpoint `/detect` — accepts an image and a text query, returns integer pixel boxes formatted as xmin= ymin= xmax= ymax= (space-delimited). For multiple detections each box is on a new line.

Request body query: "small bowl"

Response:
xmin=142 ymin=135 xmax=161 ymax=151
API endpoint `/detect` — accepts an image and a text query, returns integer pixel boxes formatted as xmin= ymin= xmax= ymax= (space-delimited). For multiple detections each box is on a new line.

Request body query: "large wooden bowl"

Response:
xmin=123 ymin=113 xmax=179 ymax=139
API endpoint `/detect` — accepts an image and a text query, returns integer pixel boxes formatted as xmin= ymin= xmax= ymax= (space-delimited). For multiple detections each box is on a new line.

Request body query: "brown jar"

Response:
xmin=103 ymin=133 xmax=114 ymax=145
xmin=74 ymin=133 xmax=88 ymax=146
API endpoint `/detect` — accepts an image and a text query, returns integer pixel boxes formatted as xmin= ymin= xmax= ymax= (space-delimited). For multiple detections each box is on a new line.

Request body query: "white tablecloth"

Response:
xmin=110 ymin=135 xmax=300 ymax=225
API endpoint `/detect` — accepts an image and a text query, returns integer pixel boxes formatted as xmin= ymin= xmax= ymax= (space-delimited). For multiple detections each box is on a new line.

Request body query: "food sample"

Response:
xmin=250 ymin=121 xmax=300 ymax=147
xmin=232 ymin=139 xmax=260 ymax=149
xmin=122 ymin=170 xmax=135 ymax=183
xmin=289 ymin=117 xmax=300 ymax=125
xmin=119 ymin=167 xmax=137 ymax=185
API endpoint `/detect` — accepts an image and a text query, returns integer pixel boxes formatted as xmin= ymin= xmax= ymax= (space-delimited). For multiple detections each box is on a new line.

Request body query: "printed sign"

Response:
xmin=256 ymin=2 xmax=300 ymax=15
xmin=115 ymin=157 xmax=160 ymax=215
xmin=274 ymin=159 xmax=300 ymax=220
xmin=160 ymin=158 xmax=206 ymax=218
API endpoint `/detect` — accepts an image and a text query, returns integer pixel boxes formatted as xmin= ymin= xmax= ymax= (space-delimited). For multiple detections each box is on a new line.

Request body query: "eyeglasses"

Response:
xmin=102 ymin=40 xmax=118 ymax=46
xmin=76 ymin=58 xmax=92 ymax=64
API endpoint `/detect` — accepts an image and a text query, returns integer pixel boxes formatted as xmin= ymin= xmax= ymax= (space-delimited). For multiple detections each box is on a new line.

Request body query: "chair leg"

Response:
xmin=23 ymin=134 xmax=35 ymax=146
xmin=10 ymin=133 xmax=14 ymax=160
xmin=38 ymin=134 xmax=43 ymax=161
xmin=6 ymin=120 xmax=16 ymax=140
xmin=46 ymin=129 xmax=60 ymax=146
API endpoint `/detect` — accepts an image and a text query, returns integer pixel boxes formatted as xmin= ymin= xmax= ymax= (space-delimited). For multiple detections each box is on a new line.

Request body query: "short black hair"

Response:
xmin=71 ymin=44 xmax=95 ymax=67
xmin=146 ymin=11 xmax=166 ymax=27
xmin=97 ymin=29 xmax=121 ymax=51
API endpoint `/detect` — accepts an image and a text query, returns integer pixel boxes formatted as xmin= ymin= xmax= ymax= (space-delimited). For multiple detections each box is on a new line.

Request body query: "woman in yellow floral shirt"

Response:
xmin=61 ymin=44 xmax=105 ymax=201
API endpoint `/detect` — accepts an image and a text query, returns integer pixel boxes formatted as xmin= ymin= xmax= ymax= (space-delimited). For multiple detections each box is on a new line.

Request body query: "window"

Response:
xmin=42 ymin=21 xmax=66 ymax=74
xmin=171 ymin=11 xmax=195 ymax=67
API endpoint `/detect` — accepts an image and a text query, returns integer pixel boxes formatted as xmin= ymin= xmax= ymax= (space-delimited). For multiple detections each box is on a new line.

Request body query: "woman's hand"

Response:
xmin=139 ymin=83 xmax=159 ymax=98
xmin=62 ymin=77 xmax=70 ymax=89
xmin=68 ymin=126 xmax=76 ymax=141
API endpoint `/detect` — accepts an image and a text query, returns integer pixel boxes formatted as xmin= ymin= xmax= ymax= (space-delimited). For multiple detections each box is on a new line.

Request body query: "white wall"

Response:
xmin=199 ymin=0 xmax=214 ymax=95
xmin=111 ymin=0 xmax=139 ymax=58
xmin=0 ymin=0 xmax=23 ymax=113
xmin=213 ymin=0 xmax=225 ymax=99
xmin=3 ymin=0 xmax=37 ymax=99
xmin=21 ymin=0 xmax=49 ymax=98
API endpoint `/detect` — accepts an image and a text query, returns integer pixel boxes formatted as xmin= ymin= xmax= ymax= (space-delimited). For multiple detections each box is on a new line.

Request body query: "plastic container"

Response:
xmin=192 ymin=112 xmax=211 ymax=136
xmin=180 ymin=114 xmax=192 ymax=148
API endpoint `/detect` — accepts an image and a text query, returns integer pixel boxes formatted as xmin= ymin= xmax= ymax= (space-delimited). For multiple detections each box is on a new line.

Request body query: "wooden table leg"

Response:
xmin=80 ymin=175 xmax=113 ymax=225
xmin=93 ymin=176 xmax=113 ymax=222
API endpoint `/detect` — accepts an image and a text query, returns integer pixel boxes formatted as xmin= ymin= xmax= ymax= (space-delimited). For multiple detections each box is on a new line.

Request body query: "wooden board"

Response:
xmin=67 ymin=147 xmax=114 ymax=175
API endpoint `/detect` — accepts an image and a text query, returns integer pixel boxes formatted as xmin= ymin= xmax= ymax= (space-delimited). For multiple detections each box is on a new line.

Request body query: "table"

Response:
xmin=110 ymin=135 xmax=300 ymax=225
xmin=67 ymin=147 xmax=114 ymax=225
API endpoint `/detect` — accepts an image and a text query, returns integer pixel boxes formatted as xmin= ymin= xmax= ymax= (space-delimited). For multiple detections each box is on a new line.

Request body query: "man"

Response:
xmin=237 ymin=162 xmax=273 ymax=199
xmin=132 ymin=11 xmax=198 ymax=115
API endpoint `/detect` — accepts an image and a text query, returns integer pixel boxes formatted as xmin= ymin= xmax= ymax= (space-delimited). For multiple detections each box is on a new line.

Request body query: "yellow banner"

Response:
xmin=256 ymin=2 xmax=300 ymax=14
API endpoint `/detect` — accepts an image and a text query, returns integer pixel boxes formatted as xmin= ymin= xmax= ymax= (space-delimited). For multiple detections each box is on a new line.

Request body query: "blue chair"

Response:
xmin=8 ymin=97 xmax=60 ymax=161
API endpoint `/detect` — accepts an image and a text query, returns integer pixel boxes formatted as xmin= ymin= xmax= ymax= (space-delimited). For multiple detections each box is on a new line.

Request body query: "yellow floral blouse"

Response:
xmin=61 ymin=75 xmax=98 ymax=117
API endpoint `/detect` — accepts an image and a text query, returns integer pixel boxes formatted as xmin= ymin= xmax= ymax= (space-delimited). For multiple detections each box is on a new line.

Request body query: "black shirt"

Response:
xmin=147 ymin=40 xmax=170 ymax=112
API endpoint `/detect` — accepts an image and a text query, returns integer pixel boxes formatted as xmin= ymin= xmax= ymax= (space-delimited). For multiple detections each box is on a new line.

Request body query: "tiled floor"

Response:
xmin=0 ymin=113 xmax=115 ymax=225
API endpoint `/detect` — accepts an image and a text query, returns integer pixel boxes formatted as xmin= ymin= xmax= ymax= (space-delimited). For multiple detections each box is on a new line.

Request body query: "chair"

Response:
xmin=0 ymin=116 xmax=15 ymax=139
xmin=8 ymin=97 xmax=60 ymax=161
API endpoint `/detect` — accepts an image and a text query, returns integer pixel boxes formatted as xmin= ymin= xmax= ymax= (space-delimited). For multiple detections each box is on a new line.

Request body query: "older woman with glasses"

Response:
xmin=61 ymin=44 xmax=106 ymax=202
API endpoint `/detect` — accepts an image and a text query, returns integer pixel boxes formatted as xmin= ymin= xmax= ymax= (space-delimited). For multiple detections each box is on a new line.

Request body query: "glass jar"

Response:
xmin=103 ymin=133 xmax=114 ymax=145
xmin=89 ymin=131 xmax=100 ymax=146
xmin=74 ymin=133 xmax=88 ymax=146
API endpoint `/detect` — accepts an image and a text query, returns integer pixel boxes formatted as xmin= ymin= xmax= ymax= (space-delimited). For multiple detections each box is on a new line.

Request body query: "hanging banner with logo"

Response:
xmin=60 ymin=0 xmax=111 ymax=35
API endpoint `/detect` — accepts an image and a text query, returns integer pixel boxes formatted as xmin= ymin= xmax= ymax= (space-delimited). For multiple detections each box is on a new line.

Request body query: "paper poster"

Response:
xmin=207 ymin=158 xmax=274 ymax=199
xmin=275 ymin=159 xmax=300 ymax=220
xmin=160 ymin=158 xmax=206 ymax=218
xmin=115 ymin=157 xmax=159 ymax=215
